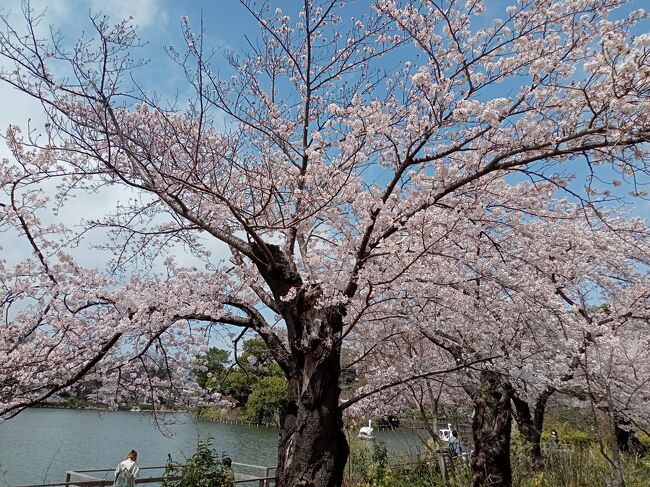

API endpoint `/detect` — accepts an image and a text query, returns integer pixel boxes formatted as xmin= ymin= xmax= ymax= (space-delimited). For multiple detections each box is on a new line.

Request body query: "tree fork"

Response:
xmin=511 ymin=388 xmax=554 ymax=470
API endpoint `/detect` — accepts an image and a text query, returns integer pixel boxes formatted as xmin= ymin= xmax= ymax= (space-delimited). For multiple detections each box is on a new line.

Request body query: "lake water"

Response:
xmin=0 ymin=409 xmax=423 ymax=486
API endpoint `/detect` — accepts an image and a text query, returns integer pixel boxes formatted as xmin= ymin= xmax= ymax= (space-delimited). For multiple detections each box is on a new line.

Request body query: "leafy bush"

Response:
xmin=197 ymin=339 xmax=286 ymax=408
xmin=344 ymin=440 xmax=459 ymax=487
xmin=244 ymin=375 xmax=287 ymax=425
xmin=194 ymin=406 xmax=240 ymax=422
xmin=162 ymin=438 xmax=233 ymax=487
xmin=369 ymin=462 xmax=446 ymax=487
xmin=541 ymin=423 xmax=598 ymax=447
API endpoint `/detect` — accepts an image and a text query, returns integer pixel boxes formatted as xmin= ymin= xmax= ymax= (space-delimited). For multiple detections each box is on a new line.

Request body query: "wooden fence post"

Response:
xmin=437 ymin=450 xmax=448 ymax=486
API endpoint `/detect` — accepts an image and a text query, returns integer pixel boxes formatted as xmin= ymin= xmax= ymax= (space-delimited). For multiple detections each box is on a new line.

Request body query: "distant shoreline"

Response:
xmin=33 ymin=403 xmax=187 ymax=413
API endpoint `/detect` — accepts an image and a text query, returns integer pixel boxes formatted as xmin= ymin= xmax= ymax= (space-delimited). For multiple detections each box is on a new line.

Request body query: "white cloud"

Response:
xmin=0 ymin=0 xmax=233 ymax=274
xmin=1 ymin=0 xmax=167 ymax=46
xmin=88 ymin=0 xmax=167 ymax=30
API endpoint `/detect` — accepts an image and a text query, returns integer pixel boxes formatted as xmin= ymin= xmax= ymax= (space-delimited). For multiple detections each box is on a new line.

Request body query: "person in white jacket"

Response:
xmin=114 ymin=450 xmax=139 ymax=487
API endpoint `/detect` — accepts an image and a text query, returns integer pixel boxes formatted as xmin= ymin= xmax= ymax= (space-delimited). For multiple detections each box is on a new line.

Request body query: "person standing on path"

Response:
xmin=222 ymin=457 xmax=235 ymax=487
xmin=114 ymin=450 xmax=139 ymax=487
xmin=448 ymin=430 xmax=462 ymax=457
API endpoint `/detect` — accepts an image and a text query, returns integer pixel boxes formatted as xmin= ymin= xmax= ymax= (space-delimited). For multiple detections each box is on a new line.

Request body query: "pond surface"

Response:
xmin=0 ymin=409 xmax=423 ymax=486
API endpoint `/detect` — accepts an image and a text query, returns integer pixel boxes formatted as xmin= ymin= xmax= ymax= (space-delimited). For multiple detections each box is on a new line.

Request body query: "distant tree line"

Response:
xmin=195 ymin=338 xmax=288 ymax=425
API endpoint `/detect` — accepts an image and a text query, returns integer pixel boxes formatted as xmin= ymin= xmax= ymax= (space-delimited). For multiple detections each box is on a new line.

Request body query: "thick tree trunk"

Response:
xmin=614 ymin=417 xmax=646 ymax=456
xmin=470 ymin=371 xmax=513 ymax=487
xmin=276 ymin=349 xmax=348 ymax=487
xmin=251 ymin=244 xmax=349 ymax=487
xmin=511 ymin=388 xmax=553 ymax=470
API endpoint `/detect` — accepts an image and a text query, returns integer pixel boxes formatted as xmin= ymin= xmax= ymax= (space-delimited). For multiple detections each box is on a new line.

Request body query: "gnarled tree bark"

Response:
xmin=470 ymin=371 xmax=513 ymax=487
xmin=276 ymin=345 xmax=348 ymax=487
xmin=252 ymin=243 xmax=349 ymax=487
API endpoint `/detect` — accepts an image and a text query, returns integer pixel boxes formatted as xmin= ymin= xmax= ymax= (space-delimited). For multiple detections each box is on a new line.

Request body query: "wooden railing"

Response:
xmin=7 ymin=463 xmax=276 ymax=487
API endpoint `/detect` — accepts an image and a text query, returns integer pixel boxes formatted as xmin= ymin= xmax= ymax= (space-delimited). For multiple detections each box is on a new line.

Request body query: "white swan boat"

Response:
xmin=358 ymin=419 xmax=375 ymax=440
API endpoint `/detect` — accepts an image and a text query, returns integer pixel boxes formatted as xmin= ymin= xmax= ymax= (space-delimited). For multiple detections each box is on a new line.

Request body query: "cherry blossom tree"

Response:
xmin=0 ymin=152 xmax=236 ymax=413
xmin=348 ymin=189 xmax=649 ymax=485
xmin=575 ymin=309 xmax=650 ymax=486
xmin=1 ymin=1 xmax=649 ymax=486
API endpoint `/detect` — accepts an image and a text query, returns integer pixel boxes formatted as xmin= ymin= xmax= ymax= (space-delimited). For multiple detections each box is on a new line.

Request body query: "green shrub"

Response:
xmin=64 ymin=397 xmax=89 ymax=409
xmin=162 ymin=438 xmax=232 ymax=487
xmin=541 ymin=423 xmax=598 ymax=447
xmin=194 ymin=406 xmax=241 ymax=422
xmin=344 ymin=438 xmax=470 ymax=487
xmin=376 ymin=462 xmax=446 ymax=487
xmin=346 ymin=440 xmax=392 ymax=486
xmin=244 ymin=375 xmax=287 ymax=425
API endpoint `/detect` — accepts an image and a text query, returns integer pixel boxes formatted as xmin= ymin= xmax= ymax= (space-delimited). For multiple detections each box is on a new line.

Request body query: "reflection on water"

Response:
xmin=0 ymin=409 xmax=423 ymax=486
